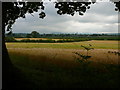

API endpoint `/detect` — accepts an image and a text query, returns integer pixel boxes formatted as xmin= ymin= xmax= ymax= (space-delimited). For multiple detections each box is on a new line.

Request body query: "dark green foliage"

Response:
xmin=73 ymin=44 xmax=93 ymax=63
xmin=11 ymin=33 xmax=120 ymax=40
xmin=89 ymin=36 xmax=120 ymax=40
xmin=12 ymin=33 xmax=28 ymax=38
xmin=5 ymin=37 xmax=16 ymax=42
xmin=31 ymin=31 xmax=40 ymax=38
xmin=56 ymin=38 xmax=90 ymax=42
xmin=20 ymin=39 xmax=56 ymax=43
xmin=55 ymin=2 xmax=92 ymax=16
xmin=81 ymin=45 xmax=94 ymax=51
xmin=5 ymin=38 xmax=90 ymax=43
xmin=5 ymin=36 xmax=120 ymax=43
xmin=26 ymin=34 xmax=32 ymax=38
xmin=3 ymin=2 xmax=46 ymax=33
xmin=74 ymin=52 xmax=91 ymax=62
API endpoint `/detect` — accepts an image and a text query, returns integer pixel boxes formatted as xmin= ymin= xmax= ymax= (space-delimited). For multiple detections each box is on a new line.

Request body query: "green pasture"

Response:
xmin=6 ymin=40 xmax=119 ymax=49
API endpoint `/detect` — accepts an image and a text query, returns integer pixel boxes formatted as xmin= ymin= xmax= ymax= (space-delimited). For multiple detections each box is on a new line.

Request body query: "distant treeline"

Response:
xmin=5 ymin=37 xmax=90 ymax=43
xmin=6 ymin=32 xmax=120 ymax=38
xmin=5 ymin=36 xmax=120 ymax=43
xmin=5 ymin=31 xmax=120 ymax=42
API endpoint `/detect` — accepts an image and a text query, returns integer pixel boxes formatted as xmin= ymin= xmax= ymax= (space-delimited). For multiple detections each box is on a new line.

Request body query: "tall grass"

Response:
xmin=8 ymin=48 xmax=119 ymax=65
xmin=8 ymin=48 xmax=119 ymax=88
xmin=6 ymin=40 xmax=119 ymax=88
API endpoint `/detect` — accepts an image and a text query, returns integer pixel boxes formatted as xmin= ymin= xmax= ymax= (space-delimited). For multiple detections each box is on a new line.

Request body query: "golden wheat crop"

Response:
xmin=8 ymin=48 xmax=119 ymax=66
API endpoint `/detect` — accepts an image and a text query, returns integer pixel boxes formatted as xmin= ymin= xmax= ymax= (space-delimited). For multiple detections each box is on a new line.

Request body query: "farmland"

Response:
xmin=15 ymin=38 xmax=72 ymax=41
xmin=6 ymin=40 xmax=118 ymax=49
xmin=6 ymin=40 xmax=120 ymax=88
xmin=5 ymin=33 xmax=120 ymax=43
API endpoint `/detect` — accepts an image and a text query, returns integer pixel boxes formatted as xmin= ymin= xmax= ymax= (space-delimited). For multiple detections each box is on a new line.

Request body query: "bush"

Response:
xmin=20 ymin=39 xmax=56 ymax=43
xmin=5 ymin=37 xmax=16 ymax=42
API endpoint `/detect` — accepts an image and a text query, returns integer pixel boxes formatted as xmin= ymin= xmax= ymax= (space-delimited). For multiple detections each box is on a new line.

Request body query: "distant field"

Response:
xmin=6 ymin=40 xmax=119 ymax=49
xmin=15 ymin=38 xmax=72 ymax=41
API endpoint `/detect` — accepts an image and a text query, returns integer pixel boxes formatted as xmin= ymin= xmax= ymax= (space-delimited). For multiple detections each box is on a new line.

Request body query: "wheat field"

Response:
xmin=6 ymin=40 xmax=119 ymax=88
xmin=8 ymin=47 xmax=119 ymax=65
xmin=7 ymin=40 xmax=119 ymax=65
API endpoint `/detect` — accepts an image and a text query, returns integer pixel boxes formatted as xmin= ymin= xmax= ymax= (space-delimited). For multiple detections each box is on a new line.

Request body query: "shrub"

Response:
xmin=5 ymin=37 xmax=16 ymax=42
xmin=73 ymin=44 xmax=94 ymax=63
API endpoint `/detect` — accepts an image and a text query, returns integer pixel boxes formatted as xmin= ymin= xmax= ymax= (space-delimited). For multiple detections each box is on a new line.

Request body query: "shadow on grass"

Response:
xmin=8 ymin=52 xmax=120 ymax=88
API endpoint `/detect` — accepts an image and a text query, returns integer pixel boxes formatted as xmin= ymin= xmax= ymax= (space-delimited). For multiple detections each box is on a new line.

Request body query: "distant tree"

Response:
xmin=26 ymin=33 xmax=32 ymax=38
xmin=31 ymin=31 xmax=40 ymax=38
xmin=5 ymin=37 xmax=16 ymax=42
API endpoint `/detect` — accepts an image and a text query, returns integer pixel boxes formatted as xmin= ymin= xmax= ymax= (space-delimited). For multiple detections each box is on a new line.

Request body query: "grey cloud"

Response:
xmin=12 ymin=2 xmax=118 ymax=34
xmin=87 ymin=2 xmax=118 ymax=16
xmin=77 ymin=14 xmax=118 ymax=24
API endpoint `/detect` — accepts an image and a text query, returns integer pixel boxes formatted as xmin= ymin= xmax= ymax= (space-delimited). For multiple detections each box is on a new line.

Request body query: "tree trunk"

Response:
xmin=2 ymin=26 xmax=13 ymax=71
xmin=2 ymin=19 xmax=16 ymax=89
xmin=2 ymin=6 xmax=33 ymax=89
xmin=2 ymin=5 xmax=24 ymax=89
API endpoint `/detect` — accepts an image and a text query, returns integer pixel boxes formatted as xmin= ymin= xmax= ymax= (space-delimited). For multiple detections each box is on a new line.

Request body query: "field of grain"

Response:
xmin=8 ymin=48 xmax=119 ymax=65
xmin=6 ymin=40 xmax=119 ymax=88
xmin=6 ymin=40 xmax=119 ymax=64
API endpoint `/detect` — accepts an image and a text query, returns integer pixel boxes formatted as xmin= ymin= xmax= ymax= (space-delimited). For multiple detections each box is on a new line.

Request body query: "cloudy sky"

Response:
xmin=12 ymin=1 xmax=118 ymax=34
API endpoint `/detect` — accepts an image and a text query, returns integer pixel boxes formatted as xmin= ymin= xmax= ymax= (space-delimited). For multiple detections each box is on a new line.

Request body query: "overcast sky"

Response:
xmin=12 ymin=2 xmax=118 ymax=34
